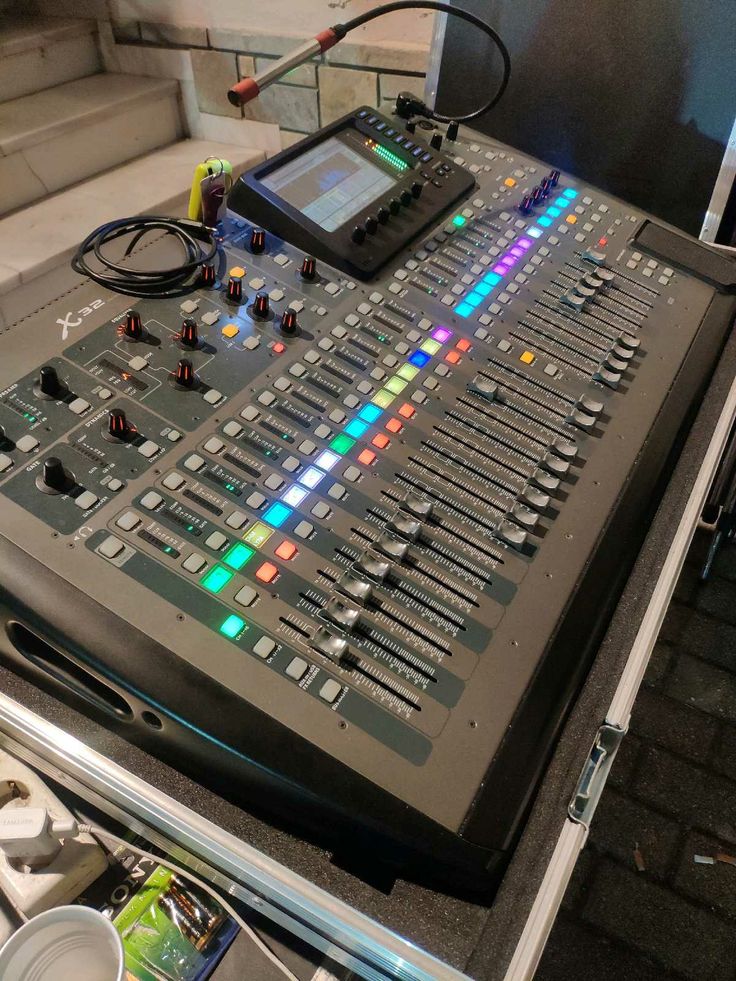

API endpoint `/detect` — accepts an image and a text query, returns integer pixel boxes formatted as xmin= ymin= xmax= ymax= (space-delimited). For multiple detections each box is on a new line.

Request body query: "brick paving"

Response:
xmin=536 ymin=543 xmax=736 ymax=980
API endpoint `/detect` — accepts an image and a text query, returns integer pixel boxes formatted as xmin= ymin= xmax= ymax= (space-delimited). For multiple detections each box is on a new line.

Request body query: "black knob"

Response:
xmin=531 ymin=185 xmax=544 ymax=205
xmin=124 ymin=309 xmax=144 ymax=341
xmin=406 ymin=120 xmax=416 ymax=134
xmin=108 ymin=408 xmax=131 ymax=440
xmin=250 ymin=227 xmax=266 ymax=254
xmin=540 ymin=176 xmax=552 ymax=197
xmin=37 ymin=365 xmax=63 ymax=399
xmin=400 ymin=189 xmax=412 ymax=207
xmin=174 ymin=358 xmax=195 ymax=389
xmin=411 ymin=181 xmax=423 ymax=199
xmin=226 ymin=275 xmax=243 ymax=304
xmin=179 ymin=318 xmax=199 ymax=348
xmin=42 ymin=457 xmax=73 ymax=493
xmin=365 ymin=216 xmax=378 ymax=235
xmin=279 ymin=309 xmax=298 ymax=336
xmin=377 ymin=206 xmax=390 ymax=224
xmin=199 ymin=264 xmax=216 ymax=287
xmin=300 ymin=256 xmax=317 ymax=281
xmin=253 ymin=291 xmax=270 ymax=319
xmin=389 ymin=197 xmax=400 ymax=215
xmin=519 ymin=195 xmax=534 ymax=215
xmin=446 ymin=120 xmax=459 ymax=141
xmin=430 ymin=132 xmax=443 ymax=150
xmin=351 ymin=224 xmax=366 ymax=244
xmin=549 ymin=169 xmax=560 ymax=187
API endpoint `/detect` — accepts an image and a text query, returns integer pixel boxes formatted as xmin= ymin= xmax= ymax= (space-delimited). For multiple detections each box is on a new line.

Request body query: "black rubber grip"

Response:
xmin=634 ymin=220 xmax=736 ymax=293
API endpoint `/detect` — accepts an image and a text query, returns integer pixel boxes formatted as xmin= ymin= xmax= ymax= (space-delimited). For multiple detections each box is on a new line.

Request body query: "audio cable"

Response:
xmin=71 ymin=215 xmax=219 ymax=299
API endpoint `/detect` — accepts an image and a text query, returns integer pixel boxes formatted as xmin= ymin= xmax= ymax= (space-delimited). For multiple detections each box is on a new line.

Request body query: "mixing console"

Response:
xmin=0 ymin=106 xmax=734 ymax=891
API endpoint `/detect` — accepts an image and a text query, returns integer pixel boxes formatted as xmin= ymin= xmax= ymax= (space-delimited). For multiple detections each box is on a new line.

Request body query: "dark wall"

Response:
xmin=434 ymin=0 xmax=736 ymax=235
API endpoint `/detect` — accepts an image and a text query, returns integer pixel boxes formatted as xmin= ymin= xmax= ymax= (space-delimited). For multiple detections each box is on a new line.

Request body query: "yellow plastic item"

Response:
xmin=188 ymin=157 xmax=233 ymax=221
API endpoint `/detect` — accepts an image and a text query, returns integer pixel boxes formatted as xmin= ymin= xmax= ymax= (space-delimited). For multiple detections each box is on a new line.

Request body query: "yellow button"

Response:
xmin=565 ymin=214 xmax=577 ymax=225
xmin=229 ymin=266 xmax=246 ymax=278
xmin=519 ymin=351 xmax=535 ymax=365
xmin=504 ymin=177 xmax=516 ymax=187
xmin=222 ymin=324 xmax=239 ymax=338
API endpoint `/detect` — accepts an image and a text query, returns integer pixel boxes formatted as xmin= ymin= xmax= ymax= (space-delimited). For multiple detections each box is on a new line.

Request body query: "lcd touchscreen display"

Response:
xmin=262 ymin=135 xmax=396 ymax=232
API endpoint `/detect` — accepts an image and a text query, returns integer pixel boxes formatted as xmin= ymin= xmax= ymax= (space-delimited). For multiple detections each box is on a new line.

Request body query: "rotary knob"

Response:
xmin=174 ymin=358 xmax=195 ymax=389
xmin=179 ymin=318 xmax=199 ymax=348
xmin=279 ymin=309 xmax=298 ymax=336
xmin=389 ymin=197 xmax=401 ymax=215
xmin=300 ymin=256 xmax=317 ymax=281
xmin=249 ymin=228 xmax=266 ymax=254
xmin=430 ymin=132 xmax=443 ymax=150
xmin=540 ymin=176 xmax=552 ymax=197
xmin=400 ymin=189 xmax=412 ymax=207
xmin=549 ymin=169 xmax=560 ymax=187
xmin=377 ymin=206 xmax=390 ymax=224
xmin=38 ymin=457 xmax=74 ymax=494
xmin=411 ymin=181 xmax=423 ymax=199
xmin=36 ymin=365 xmax=64 ymax=400
xmin=199 ymin=264 xmax=216 ymax=287
xmin=351 ymin=224 xmax=366 ymax=244
xmin=107 ymin=408 xmax=131 ymax=441
xmin=123 ymin=309 xmax=144 ymax=341
xmin=519 ymin=195 xmax=534 ymax=215
xmin=446 ymin=120 xmax=459 ymax=141
xmin=253 ymin=291 xmax=270 ymax=319
xmin=226 ymin=275 xmax=243 ymax=304
xmin=365 ymin=216 xmax=378 ymax=235
xmin=531 ymin=186 xmax=544 ymax=205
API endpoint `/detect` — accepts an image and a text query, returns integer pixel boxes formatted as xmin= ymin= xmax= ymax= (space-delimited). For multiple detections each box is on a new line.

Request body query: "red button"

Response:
xmin=272 ymin=342 xmax=285 ymax=354
xmin=398 ymin=403 xmax=415 ymax=419
xmin=385 ymin=418 xmax=403 ymax=433
xmin=456 ymin=338 xmax=471 ymax=352
xmin=372 ymin=433 xmax=390 ymax=449
xmin=256 ymin=561 xmax=278 ymax=583
xmin=445 ymin=350 xmax=461 ymax=364
xmin=274 ymin=540 xmax=297 ymax=561
xmin=357 ymin=448 xmax=376 ymax=465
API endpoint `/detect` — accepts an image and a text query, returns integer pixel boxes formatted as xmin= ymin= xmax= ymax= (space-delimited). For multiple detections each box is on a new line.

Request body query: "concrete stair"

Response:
xmin=0 ymin=14 xmax=264 ymax=328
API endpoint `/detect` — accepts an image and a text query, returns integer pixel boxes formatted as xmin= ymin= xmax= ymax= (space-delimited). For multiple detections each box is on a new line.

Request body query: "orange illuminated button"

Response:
xmin=565 ymin=214 xmax=577 ymax=225
xmin=504 ymin=177 xmax=516 ymax=187
xmin=274 ymin=540 xmax=297 ymax=561
xmin=229 ymin=266 xmax=246 ymax=278
xmin=385 ymin=418 xmax=403 ymax=434
xmin=398 ymin=403 xmax=415 ymax=419
xmin=445 ymin=350 xmax=461 ymax=364
xmin=256 ymin=561 xmax=278 ymax=583
xmin=357 ymin=448 xmax=376 ymax=466
xmin=456 ymin=338 xmax=471 ymax=352
xmin=519 ymin=350 xmax=535 ymax=365
xmin=372 ymin=433 xmax=390 ymax=449
xmin=272 ymin=342 xmax=286 ymax=353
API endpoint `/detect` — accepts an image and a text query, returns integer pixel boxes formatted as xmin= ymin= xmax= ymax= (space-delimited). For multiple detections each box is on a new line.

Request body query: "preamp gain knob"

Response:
xmin=123 ymin=309 xmax=144 ymax=341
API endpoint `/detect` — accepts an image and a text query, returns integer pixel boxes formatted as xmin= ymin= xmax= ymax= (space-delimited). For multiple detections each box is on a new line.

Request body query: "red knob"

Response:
xmin=253 ymin=291 xmax=270 ymax=319
xmin=250 ymin=228 xmax=266 ymax=254
xmin=226 ymin=276 xmax=243 ymax=304
xmin=108 ymin=409 xmax=130 ymax=439
xmin=180 ymin=318 xmax=199 ymax=348
xmin=300 ymin=256 xmax=317 ymax=281
xmin=199 ymin=264 xmax=216 ymax=287
xmin=279 ymin=309 xmax=298 ymax=335
xmin=174 ymin=358 xmax=195 ymax=389
xmin=124 ymin=309 xmax=143 ymax=340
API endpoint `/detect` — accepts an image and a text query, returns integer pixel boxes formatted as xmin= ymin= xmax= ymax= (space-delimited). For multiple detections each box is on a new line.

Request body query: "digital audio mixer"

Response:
xmin=0 ymin=107 xmax=734 ymax=891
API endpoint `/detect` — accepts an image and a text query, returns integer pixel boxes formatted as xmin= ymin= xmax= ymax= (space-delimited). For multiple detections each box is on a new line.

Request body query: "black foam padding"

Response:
xmin=634 ymin=220 xmax=736 ymax=291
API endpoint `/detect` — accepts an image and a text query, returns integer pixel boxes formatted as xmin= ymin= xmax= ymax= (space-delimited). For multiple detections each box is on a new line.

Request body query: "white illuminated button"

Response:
xmin=141 ymin=491 xmax=163 ymax=510
xmin=68 ymin=398 xmax=90 ymax=415
xmin=75 ymin=490 xmax=98 ymax=510
xmin=182 ymin=553 xmax=206 ymax=574
xmin=128 ymin=356 xmax=148 ymax=371
xmin=203 ymin=436 xmax=224 ymax=454
xmin=203 ymin=389 xmax=223 ymax=405
xmin=137 ymin=440 xmax=160 ymax=459
xmin=246 ymin=491 xmax=266 ymax=509
xmin=184 ymin=454 xmax=205 ymax=472
xmin=162 ymin=472 xmax=185 ymax=491
xmin=205 ymin=531 xmax=227 ymax=551
xmin=98 ymin=536 xmax=124 ymax=559
xmin=226 ymin=510 xmax=248 ymax=529
xmin=223 ymin=420 xmax=243 ymax=438
xmin=116 ymin=511 xmax=140 ymax=531
xmin=234 ymin=585 xmax=258 ymax=607
xmin=15 ymin=435 xmax=39 ymax=453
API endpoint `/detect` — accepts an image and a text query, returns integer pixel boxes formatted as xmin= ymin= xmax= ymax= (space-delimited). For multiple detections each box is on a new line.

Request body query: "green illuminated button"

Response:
xmin=329 ymin=434 xmax=356 ymax=455
xmin=372 ymin=389 xmax=396 ymax=409
xmin=201 ymin=566 xmax=233 ymax=594
xmin=243 ymin=522 xmax=273 ymax=548
xmin=397 ymin=363 xmax=419 ymax=382
xmin=452 ymin=214 xmax=466 ymax=227
xmin=420 ymin=339 xmax=441 ymax=355
xmin=220 ymin=613 xmax=245 ymax=639
xmin=385 ymin=376 xmax=408 ymax=395
xmin=223 ymin=542 xmax=254 ymax=570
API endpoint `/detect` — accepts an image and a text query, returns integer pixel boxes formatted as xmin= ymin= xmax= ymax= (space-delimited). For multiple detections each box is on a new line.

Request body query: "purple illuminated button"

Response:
xmin=510 ymin=246 xmax=524 ymax=257
xmin=517 ymin=238 xmax=532 ymax=249
xmin=500 ymin=256 xmax=515 ymax=267
xmin=493 ymin=263 xmax=507 ymax=274
xmin=432 ymin=326 xmax=453 ymax=342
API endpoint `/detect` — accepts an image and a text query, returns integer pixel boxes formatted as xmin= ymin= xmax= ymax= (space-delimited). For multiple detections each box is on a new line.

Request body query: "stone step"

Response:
xmin=0 ymin=73 xmax=183 ymax=217
xmin=0 ymin=15 xmax=101 ymax=104
xmin=0 ymin=138 xmax=265 ymax=329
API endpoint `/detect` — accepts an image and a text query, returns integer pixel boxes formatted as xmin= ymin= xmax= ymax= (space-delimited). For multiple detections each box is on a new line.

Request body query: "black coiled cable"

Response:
xmin=71 ymin=215 xmax=218 ymax=299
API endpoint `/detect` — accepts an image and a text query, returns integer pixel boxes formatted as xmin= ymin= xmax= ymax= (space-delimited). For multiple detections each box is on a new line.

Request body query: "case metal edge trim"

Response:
xmin=700 ymin=114 xmax=736 ymax=244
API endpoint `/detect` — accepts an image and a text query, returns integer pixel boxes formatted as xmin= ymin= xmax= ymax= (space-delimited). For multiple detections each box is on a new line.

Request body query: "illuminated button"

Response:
xmin=315 ymin=450 xmax=339 ymax=471
xmin=445 ymin=350 xmax=461 ymax=364
xmin=566 ymin=214 xmax=577 ymax=225
xmin=299 ymin=466 xmax=325 ymax=488
xmin=329 ymin=434 xmax=355 ymax=455
xmin=397 ymin=363 xmax=419 ymax=381
xmin=223 ymin=542 xmax=254 ymax=570
xmin=420 ymin=339 xmax=441 ymax=355
xmin=372 ymin=433 xmax=390 ymax=449
xmin=357 ymin=449 xmax=376 ymax=466
xmin=398 ymin=403 xmax=415 ymax=419
xmin=262 ymin=501 xmax=292 ymax=526
xmin=244 ymin=522 xmax=273 ymax=547
xmin=275 ymin=540 xmax=297 ymax=560
xmin=222 ymin=324 xmax=239 ymax=338
xmin=385 ymin=376 xmax=408 ymax=395
xmin=272 ymin=342 xmax=286 ymax=354
xmin=256 ymin=561 xmax=278 ymax=583
xmin=456 ymin=338 xmax=472 ymax=352
xmin=520 ymin=351 xmax=536 ymax=365
xmin=385 ymin=418 xmax=402 ymax=434
xmin=229 ymin=266 xmax=246 ymax=278
xmin=220 ymin=614 xmax=245 ymax=639
xmin=371 ymin=390 xmax=395 ymax=409
xmin=201 ymin=566 xmax=233 ymax=594
xmin=344 ymin=419 xmax=368 ymax=439
xmin=358 ymin=403 xmax=383 ymax=423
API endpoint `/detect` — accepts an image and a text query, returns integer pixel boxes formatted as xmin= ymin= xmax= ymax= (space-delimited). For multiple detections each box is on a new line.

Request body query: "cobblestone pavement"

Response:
xmin=536 ymin=540 xmax=736 ymax=981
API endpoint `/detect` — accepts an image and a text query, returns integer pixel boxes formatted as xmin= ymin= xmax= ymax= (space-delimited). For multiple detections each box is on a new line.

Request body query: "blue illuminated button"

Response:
xmin=563 ymin=188 xmax=578 ymax=198
xmin=344 ymin=418 xmax=369 ymax=439
xmin=454 ymin=302 xmax=474 ymax=317
xmin=220 ymin=614 xmax=245 ymax=639
xmin=537 ymin=216 xmax=552 ymax=227
xmin=483 ymin=272 xmax=502 ymax=286
xmin=263 ymin=502 xmax=292 ymax=527
xmin=315 ymin=450 xmax=339 ymax=471
xmin=554 ymin=196 xmax=567 ymax=208
xmin=465 ymin=292 xmax=483 ymax=306
xmin=546 ymin=206 xmax=561 ymax=218
xmin=358 ymin=403 xmax=383 ymax=423
xmin=299 ymin=466 xmax=325 ymax=489
xmin=528 ymin=227 xmax=543 ymax=238
xmin=281 ymin=485 xmax=308 ymax=507
xmin=476 ymin=282 xmax=492 ymax=297
xmin=408 ymin=350 xmax=431 ymax=368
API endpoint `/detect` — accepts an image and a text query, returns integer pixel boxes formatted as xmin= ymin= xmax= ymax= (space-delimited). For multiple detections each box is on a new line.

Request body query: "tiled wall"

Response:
xmin=34 ymin=0 xmax=433 ymax=155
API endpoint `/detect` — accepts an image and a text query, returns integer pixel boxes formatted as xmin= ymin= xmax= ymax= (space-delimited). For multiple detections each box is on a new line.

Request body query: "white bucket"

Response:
xmin=0 ymin=905 xmax=124 ymax=981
